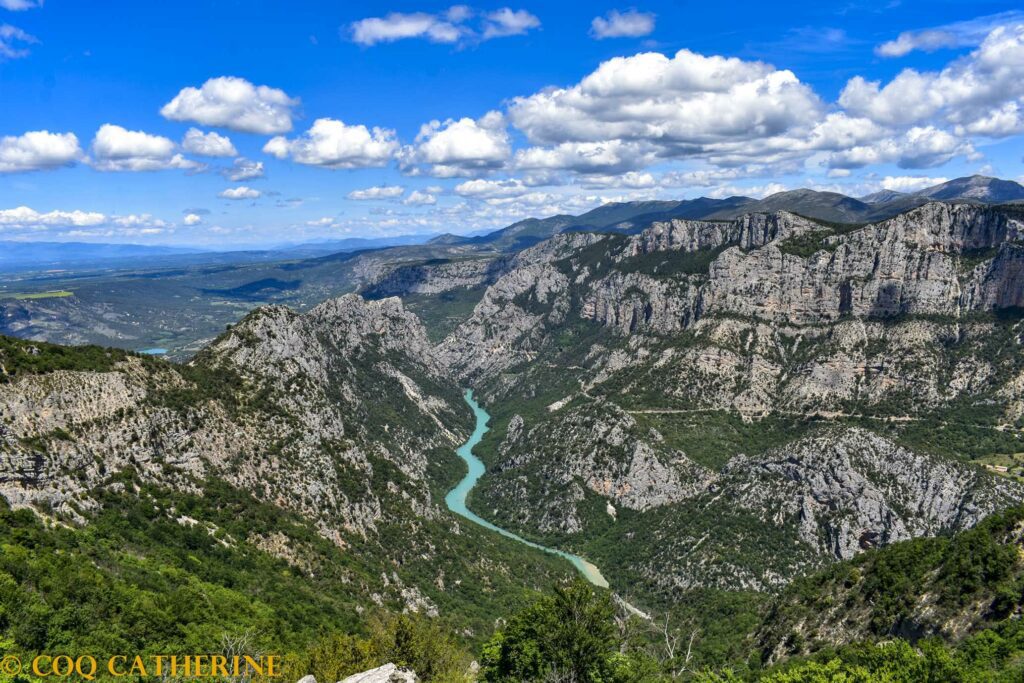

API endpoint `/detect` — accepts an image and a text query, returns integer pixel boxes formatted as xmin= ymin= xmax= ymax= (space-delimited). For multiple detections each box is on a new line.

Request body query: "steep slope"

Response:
xmin=436 ymin=202 xmax=1024 ymax=599
xmin=0 ymin=295 xmax=573 ymax=641
xmin=756 ymin=504 xmax=1024 ymax=663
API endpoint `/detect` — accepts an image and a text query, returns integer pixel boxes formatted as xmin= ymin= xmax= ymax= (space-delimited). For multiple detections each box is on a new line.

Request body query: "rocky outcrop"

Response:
xmin=689 ymin=204 xmax=1021 ymax=325
xmin=296 ymin=667 xmax=418 ymax=683
xmin=437 ymin=205 xmax=1024 ymax=595
xmin=720 ymin=427 xmax=1021 ymax=559
xmin=362 ymin=256 xmax=512 ymax=298
xmin=620 ymin=211 xmax=821 ymax=258
xmin=0 ymin=294 xmax=468 ymax=538
xmin=340 ymin=664 xmax=418 ymax=683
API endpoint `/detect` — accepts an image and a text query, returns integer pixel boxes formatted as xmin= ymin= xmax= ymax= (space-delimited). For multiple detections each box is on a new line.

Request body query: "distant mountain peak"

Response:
xmin=859 ymin=189 xmax=908 ymax=204
xmin=914 ymin=175 xmax=1024 ymax=202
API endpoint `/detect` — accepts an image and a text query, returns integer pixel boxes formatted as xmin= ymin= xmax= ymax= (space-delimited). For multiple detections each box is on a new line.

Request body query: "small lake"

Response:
xmin=139 ymin=348 xmax=168 ymax=355
xmin=445 ymin=389 xmax=609 ymax=588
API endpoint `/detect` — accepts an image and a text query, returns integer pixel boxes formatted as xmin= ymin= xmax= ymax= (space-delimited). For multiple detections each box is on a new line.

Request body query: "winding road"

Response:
xmin=445 ymin=389 xmax=610 ymax=588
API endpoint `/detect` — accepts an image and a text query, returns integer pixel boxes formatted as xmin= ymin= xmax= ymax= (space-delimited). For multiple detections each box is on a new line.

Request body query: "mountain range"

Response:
xmin=1 ymin=176 xmax=1024 ymax=678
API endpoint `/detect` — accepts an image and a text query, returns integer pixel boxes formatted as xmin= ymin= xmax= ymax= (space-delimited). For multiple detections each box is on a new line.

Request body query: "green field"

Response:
xmin=0 ymin=289 xmax=74 ymax=300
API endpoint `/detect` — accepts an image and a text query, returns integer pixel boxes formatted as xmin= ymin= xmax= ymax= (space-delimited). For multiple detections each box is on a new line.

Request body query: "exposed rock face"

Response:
xmin=436 ymin=236 xmax=603 ymax=380
xmin=443 ymin=204 xmax=1023 ymax=378
xmin=720 ymin=428 xmax=1020 ymax=560
xmin=488 ymin=400 xmax=713 ymax=533
xmin=0 ymin=294 xmax=468 ymax=539
xmin=481 ymin=407 xmax=1023 ymax=588
xmin=621 ymin=211 xmax=820 ymax=257
xmin=700 ymin=204 xmax=1023 ymax=324
xmin=340 ymin=663 xmax=418 ymax=683
xmin=362 ymin=256 xmax=512 ymax=297
xmin=438 ymin=202 xmax=1024 ymax=593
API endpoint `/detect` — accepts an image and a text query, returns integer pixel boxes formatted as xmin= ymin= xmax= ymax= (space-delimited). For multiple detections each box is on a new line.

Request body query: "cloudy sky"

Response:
xmin=1 ymin=0 xmax=1023 ymax=246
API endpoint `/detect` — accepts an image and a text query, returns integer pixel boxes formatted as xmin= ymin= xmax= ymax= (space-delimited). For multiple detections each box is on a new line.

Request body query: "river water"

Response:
xmin=445 ymin=389 xmax=609 ymax=588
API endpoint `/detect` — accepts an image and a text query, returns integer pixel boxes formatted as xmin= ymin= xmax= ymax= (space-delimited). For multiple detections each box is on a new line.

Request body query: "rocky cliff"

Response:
xmin=437 ymin=202 xmax=1024 ymax=597
xmin=0 ymin=294 xmax=571 ymax=625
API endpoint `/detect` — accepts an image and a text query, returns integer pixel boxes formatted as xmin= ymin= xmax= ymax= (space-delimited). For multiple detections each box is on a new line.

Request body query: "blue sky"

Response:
xmin=1 ymin=0 xmax=1023 ymax=247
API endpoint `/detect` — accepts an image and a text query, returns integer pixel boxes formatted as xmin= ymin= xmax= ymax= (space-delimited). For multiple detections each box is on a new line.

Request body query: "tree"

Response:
xmin=481 ymin=579 xmax=627 ymax=682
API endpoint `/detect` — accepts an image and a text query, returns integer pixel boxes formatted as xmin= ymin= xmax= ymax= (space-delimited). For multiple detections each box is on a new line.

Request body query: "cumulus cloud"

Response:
xmin=579 ymin=171 xmax=658 ymax=189
xmin=514 ymin=140 xmax=656 ymax=175
xmin=351 ymin=11 xmax=466 ymax=45
xmin=223 ymin=157 xmax=264 ymax=181
xmin=841 ymin=24 xmax=1024 ymax=135
xmin=0 ymin=23 xmax=37 ymax=60
xmin=590 ymin=10 xmax=655 ymax=39
xmin=0 ymin=206 xmax=106 ymax=229
xmin=879 ymin=175 xmax=949 ymax=192
xmin=876 ymin=11 xmax=1024 ymax=57
xmin=181 ymin=128 xmax=237 ymax=157
xmin=454 ymin=178 xmax=530 ymax=198
xmin=827 ymin=126 xmax=971 ymax=169
xmin=161 ymin=76 xmax=298 ymax=134
xmin=508 ymin=49 xmax=823 ymax=172
xmin=347 ymin=185 xmax=405 ymax=200
xmin=482 ymin=8 xmax=540 ymax=39
xmin=707 ymin=182 xmax=789 ymax=199
xmin=349 ymin=7 xmax=539 ymax=46
xmin=0 ymin=206 xmax=172 ymax=237
xmin=402 ymin=189 xmax=437 ymax=205
xmin=219 ymin=186 xmax=261 ymax=200
xmin=400 ymin=110 xmax=510 ymax=177
xmin=111 ymin=214 xmax=169 ymax=230
xmin=0 ymin=130 xmax=81 ymax=172
xmin=90 ymin=124 xmax=201 ymax=172
xmin=264 ymin=118 xmax=398 ymax=169
xmin=183 ymin=213 xmax=203 ymax=226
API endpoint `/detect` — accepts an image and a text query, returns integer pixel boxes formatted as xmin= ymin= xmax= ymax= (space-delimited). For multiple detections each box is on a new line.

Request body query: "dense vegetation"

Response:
xmin=0 ymin=470 xmax=575 ymax=682
xmin=0 ymin=335 xmax=133 ymax=381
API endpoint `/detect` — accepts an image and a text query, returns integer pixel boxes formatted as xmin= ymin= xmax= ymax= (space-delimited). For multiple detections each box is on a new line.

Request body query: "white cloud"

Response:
xmin=0 ymin=206 xmax=106 ymax=229
xmin=219 ymin=186 xmax=261 ymax=200
xmin=181 ymin=128 xmax=237 ymax=157
xmin=351 ymin=11 xmax=466 ymax=45
xmin=403 ymin=189 xmax=437 ymax=205
xmin=0 ymin=23 xmax=37 ymax=60
xmin=350 ymin=7 xmax=539 ymax=46
xmin=876 ymin=11 xmax=1024 ymax=57
xmin=0 ymin=1 xmax=43 ymax=10
xmin=0 ymin=130 xmax=81 ymax=172
xmin=958 ymin=101 xmax=1024 ymax=137
xmin=508 ymin=49 xmax=823 ymax=171
xmin=161 ymin=76 xmax=298 ymax=134
xmin=111 ymin=214 xmax=169 ymax=230
xmin=713 ymin=182 xmax=789 ymax=199
xmin=306 ymin=217 xmax=337 ymax=227
xmin=224 ymin=157 xmax=264 ymax=181
xmin=400 ymin=110 xmax=510 ymax=177
xmin=590 ymin=10 xmax=655 ymax=39
xmin=347 ymin=185 xmax=405 ymax=200
xmin=183 ymin=213 xmax=202 ymax=226
xmin=0 ymin=207 xmax=171 ymax=237
xmin=580 ymin=171 xmax=658 ymax=188
xmin=514 ymin=140 xmax=655 ymax=175
xmin=90 ymin=124 xmax=201 ymax=172
xmin=454 ymin=178 xmax=530 ymax=198
xmin=880 ymin=175 xmax=949 ymax=192
xmin=827 ymin=126 xmax=971 ymax=169
xmin=841 ymin=24 xmax=1024 ymax=134
xmin=482 ymin=8 xmax=540 ymax=39
xmin=264 ymin=118 xmax=398 ymax=169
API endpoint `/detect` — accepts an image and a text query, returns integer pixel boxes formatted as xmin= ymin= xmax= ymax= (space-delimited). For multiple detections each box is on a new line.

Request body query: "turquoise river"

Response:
xmin=445 ymin=389 xmax=609 ymax=587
